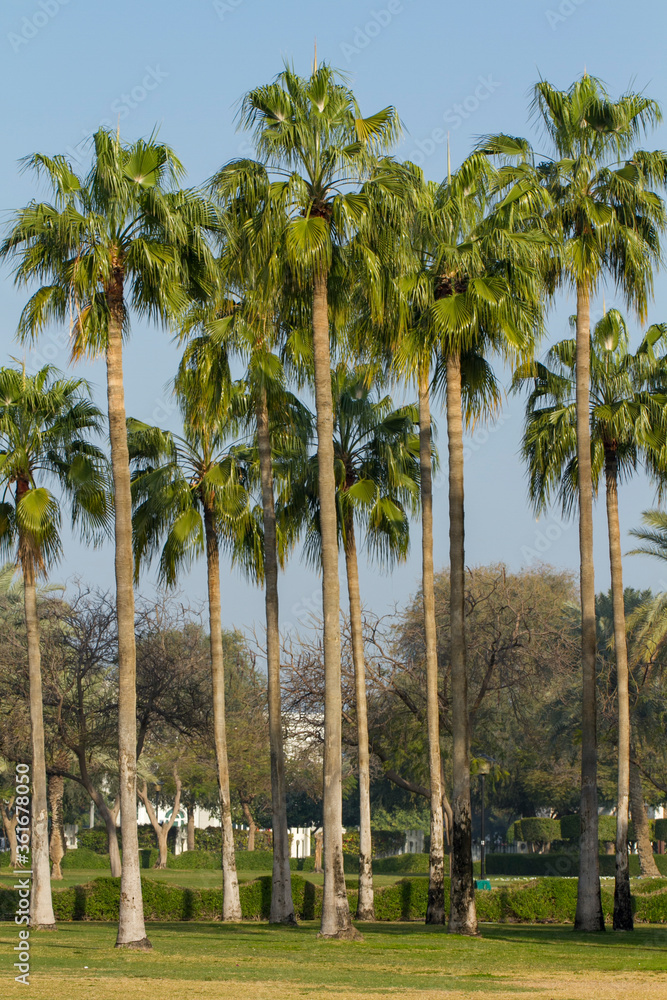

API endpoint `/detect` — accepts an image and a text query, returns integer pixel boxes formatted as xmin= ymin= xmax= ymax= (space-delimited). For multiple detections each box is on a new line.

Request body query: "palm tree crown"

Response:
xmin=0 ymin=365 xmax=108 ymax=566
xmin=517 ymin=309 xmax=667 ymax=510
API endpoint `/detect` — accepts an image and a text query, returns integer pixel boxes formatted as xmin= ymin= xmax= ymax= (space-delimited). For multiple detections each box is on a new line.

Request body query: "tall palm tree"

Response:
xmin=0 ymin=365 xmax=107 ymax=929
xmin=2 ymin=129 xmax=215 ymax=949
xmin=128 ymin=365 xmax=252 ymax=921
xmin=214 ymin=62 xmax=400 ymax=938
xmin=368 ymin=170 xmax=448 ymax=924
xmin=290 ymin=364 xmax=420 ymax=920
xmin=488 ymin=75 xmax=667 ymax=931
xmin=515 ymin=310 xmax=667 ymax=929
xmin=182 ymin=212 xmax=307 ymax=923
xmin=393 ymin=156 xmax=545 ymax=933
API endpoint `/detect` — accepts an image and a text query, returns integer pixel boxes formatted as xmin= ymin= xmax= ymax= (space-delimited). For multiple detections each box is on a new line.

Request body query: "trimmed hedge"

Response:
xmin=374 ymin=852 xmax=430 ymax=875
xmin=486 ymin=852 xmax=667 ymax=877
xmin=516 ymin=818 xmax=561 ymax=845
xmin=655 ymin=819 xmax=667 ymax=842
xmin=289 ymin=856 xmax=315 ymax=872
xmin=0 ymin=874 xmax=322 ymax=923
xmin=558 ymin=814 xmax=642 ymax=842
xmin=194 ymin=827 xmax=275 ymax=853
xmin=61 ymin=848 xmax=116 ymax=871
xmin=4 ymin=873 xmax=667 ymax=924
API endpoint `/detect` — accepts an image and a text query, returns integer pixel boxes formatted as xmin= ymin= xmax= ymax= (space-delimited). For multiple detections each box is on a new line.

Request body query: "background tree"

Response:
xmin=515 ymin=310 xmax=667 ymax=927
xmin=2 ymin=128 xmax=215 ymax=950
xmin=489 ymin=74 xmax=667 ymax=932
xmin=218 ymin=60 xmax=400 ymax=939
xmin=0 ymin=365 xmax=107 ymax=929
xmin=289 ymin=363 xmax=420 ymax=919
xmin=129 ymin=374 xmax=252 ymax=920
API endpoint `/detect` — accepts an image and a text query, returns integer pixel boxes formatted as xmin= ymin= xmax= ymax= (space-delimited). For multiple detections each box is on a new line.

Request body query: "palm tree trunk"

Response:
xmin=418 ymin=360 xmax=445 ymax=925
xmin=256 ymin=387 xmax=296 ymax=924
xmin=48 ymin=775 xmax=66 ymax=880
xmin=204 ymin=506 xmax=242 ymax=920
xmin=630 ymin=756 xmax=660 ymax=877
xmin=446 ymin=353 xmax=478 ymax=936
xmin=343 ymin=514 xmax=375 ymax=921
xmin=312 ymin=271 xmax=359 ymax=940
xmin=605 ymin=454 xmax=633 ymax=930
xmin=573 ymin=282 xmax=605 ymax=933
xmin=21 ymin=552 xmax=56 ymax=930
xmin=107 ymin=275 xmax=151 ymax=950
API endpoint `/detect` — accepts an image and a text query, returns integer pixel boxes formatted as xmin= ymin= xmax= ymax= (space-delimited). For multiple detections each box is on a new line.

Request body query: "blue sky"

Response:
xmin=1 ymin=0 xmax=667 ymax=634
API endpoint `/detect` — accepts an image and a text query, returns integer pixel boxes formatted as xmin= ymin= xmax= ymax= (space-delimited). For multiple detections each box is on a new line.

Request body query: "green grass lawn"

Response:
xmin=3 ymin=920 xmax=667 ymax=1000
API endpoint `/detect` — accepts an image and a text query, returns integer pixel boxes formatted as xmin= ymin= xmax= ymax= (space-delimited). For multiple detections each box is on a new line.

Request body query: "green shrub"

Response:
xmin=38 ymin=873 xmax=323 ymax=922
xmin=559 ymin=815 xmax=580 ymax=841
xmin=167 ymin=850 xmax=220 ymax=870
xmin=374 ymin=853 xmax=430 ymax=874
xmin=194 ymin=826 xmax=274 ymax=852
xmin=655 ymin=819 xmax=667 ymax=842
xmin=560 ymin=814 xmax=618 ymax=843
xmin=61 ymin=848 xmax=114 ymax=871
xmin=289 ymin=856 xmax=315 ymax=872
xmin=77 ymin=828 xmax=111 ymax=854
xmin=519 ymin=818 xmax=561 ymax=845
xmin=486 ymin=852 xmax=667 ymax=877
xmin=235 ymin=851 xmax=274 ymax=871
xmin=373 ymin=877 xmax=432 ymax=920
xmin=5 ymin=871 xmax=667 ymax=924
xmin=506 ymin=823 xmax=515 ymax=844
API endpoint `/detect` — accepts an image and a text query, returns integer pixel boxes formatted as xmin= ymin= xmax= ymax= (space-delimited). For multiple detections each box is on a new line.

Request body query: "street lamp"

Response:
xmin=476 ymin=757 xmax=492 ymax=881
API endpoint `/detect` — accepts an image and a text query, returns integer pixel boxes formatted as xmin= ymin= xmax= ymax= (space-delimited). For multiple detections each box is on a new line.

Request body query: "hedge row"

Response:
xmin=76 ymin=825 xmax=278 ymax=856
xmin=0 ymin=874 xmax=321 ymax=922
xmin=3 ymin=874 xmax=667 ymax=924
xmin=54 ymin=848 xmax=309 ymax=872
xmin=374 ymin=852 xmax=430 ymax=874
xmin=194 ymin=827 xmax=275 ymax=853
xmin=486 ymin=852 xmax=667 ymax=877
xmin=512 ymin=815 xmax=663 ymax=844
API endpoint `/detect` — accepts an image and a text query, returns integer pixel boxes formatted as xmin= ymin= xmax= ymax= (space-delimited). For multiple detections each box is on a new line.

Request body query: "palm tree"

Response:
xmin=0 ymin=365 xmax=107 ymax=929
xmin=128 ymin=365 xmax=252 ymax=921
xmin=392 ymin=156 xmax=545 ymax=933
xmin=214 ymin=61 xmax=400 ymax=938
xmin=182 ymin=212 xmax=307 ymax=924
xmin=2 ymin=128 xmax=215 ymax=949
xmin=291 ymin=364 xmax=420 ymax=920
xmin=368 ymin=171 xmax=448 ymax=924
xmin=489 ymin=75 xmax=667 ymax=931
xmin=515 ymin=310 xmax=667 ymax=929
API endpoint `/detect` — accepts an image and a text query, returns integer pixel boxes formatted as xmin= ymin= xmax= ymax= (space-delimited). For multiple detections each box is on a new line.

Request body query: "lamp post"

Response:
xmin=477 ymin=757 xmax=492 ymax=880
